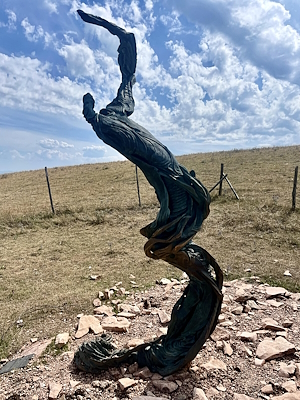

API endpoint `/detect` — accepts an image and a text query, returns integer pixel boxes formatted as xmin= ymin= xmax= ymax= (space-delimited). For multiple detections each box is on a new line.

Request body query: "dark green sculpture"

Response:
xmin=75 ymin=10 xmax=223 ymax=376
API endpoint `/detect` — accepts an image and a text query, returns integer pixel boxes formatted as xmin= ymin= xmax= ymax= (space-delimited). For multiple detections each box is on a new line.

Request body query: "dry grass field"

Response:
xmin=0 ymin=145 xmax=299 ymax=358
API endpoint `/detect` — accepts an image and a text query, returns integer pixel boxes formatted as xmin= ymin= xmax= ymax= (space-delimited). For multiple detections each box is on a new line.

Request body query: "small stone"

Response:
xmin=233 ymin=395 xmax=256 ymax=400
xmin=279 ymin=362 xmax=296 ymax=378
xmin=223 ymin=341 xmax=233 ymax=356
xmin=261 ymin=384 xmax=273 ymax=394
xmin=157 ymin=309 xmax=171 ymax=324
xmin=118 ymin=377 xmax=136 ymax=390
xmin=118 ymin=311 xmax=136 ymax=319
xmin=234 ymin=288 xmax=253 ymax=303
xmin=217 ymin=385 xmax=227 ymax=392
xmin=284 ymin=270 xmax=292 ymax=277
xmin=93 ymin=298 xmax=101 ymax=307
xmin=261 ymin=317 xmax=284 ymax=331
xmin=30 ymin=338 xmax=38 ymax=343
xmin=70 ymin=380 xmax=80 ymax=389
xmin=255 ymin=358 xmax=265 ymax=366
xmin=48 ymin=382 xmax=62 ymax=399
xmin=152 ymin=380 xmax=178 ymax=393
xmin=240 ymin=332 xmax=257 ymax=342
xmin=210 ymin=327 xmax=230 ymax=342
xmin=98 ymin=291 xmax=104 ymax=299
xmin=133 ymin=366 xmax=153 ymax=379
xmin=89 ymin=275 xmax=100 ymax=280
xmin=118 ymin=303 xmax=141 ymax=314
xmin=265 ymin=287 xmax=287 ymax=298
xmin=281 ymin=381 xmax=297 ymax=393
xmin=128 ymin=362 xmax=139 ymax=374
xmin=160 ymin=278 xmax=172 ymax=285
xmin=193 ymin=388 xmax=208 ymax=400
xmin=267 ymin=299 xmax=284 ymax=307
xmin=55 ymin=333 xmax=69 ymax=349
xmin=75 ymin=315 xmax=103 ymax=339
xmin=256 ymin=337 xmax=296 ymax=361
xmin=93 ymin=305 xmax=115 ymax=316
xmin=201 ymin=357 xmax=227 ymax=372
xmin=102 ymin=316 xmax=131 ymax=332
xmin=232 ymin=305 xmax=244 ymax=315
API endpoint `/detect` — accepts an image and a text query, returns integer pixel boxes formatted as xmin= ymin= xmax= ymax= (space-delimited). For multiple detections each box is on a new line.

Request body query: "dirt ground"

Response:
xmin=1 ymin=276 xmax=300 ymax=400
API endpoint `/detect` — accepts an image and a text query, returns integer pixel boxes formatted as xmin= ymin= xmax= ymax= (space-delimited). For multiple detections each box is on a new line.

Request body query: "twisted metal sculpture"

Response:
xmin=75 ymin=10 xmax=223 ymax=376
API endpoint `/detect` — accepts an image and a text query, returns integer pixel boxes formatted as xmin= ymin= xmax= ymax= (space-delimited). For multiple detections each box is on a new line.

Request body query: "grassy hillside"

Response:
xmin=0 ymin=145 xmax=299 ymax=357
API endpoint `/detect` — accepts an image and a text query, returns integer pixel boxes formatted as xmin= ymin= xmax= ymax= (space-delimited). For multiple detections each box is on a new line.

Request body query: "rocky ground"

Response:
xmin=1 ymin=275 xmax=300 ymax=400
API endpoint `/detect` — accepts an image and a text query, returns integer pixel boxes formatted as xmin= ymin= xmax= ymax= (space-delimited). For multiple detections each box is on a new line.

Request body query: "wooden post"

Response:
xmin=135 ymin=165 xmax=141 ymax=207
xmin=45 ymin=167 xmax=55 ymax=214
xmin=219 ymin=163 xmax=224 ymax=196
xmin=292 ymin=166 xmax=298 ymax=211
xmin=209 ymin=174 xmax=228 ymax=193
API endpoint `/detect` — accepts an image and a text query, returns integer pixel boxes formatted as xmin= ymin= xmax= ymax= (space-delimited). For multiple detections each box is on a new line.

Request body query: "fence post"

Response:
xmin=135 ymin=165 xmax=141 ymax=207
xmin=219 ymin=163 xmax=224 ymax=196
xmin=292 ymin=166 xmax=298 ymax=211
xmin=45 ymin=167 xmax=55 ymax=214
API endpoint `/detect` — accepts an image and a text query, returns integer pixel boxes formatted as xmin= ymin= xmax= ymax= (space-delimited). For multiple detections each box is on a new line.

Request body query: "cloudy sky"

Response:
xmin=1 ymin=0 xmax=300 ymax=173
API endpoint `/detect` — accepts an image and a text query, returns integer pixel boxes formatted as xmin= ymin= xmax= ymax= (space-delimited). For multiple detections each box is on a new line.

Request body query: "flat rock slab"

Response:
xmin=118 ymin=304 xmax=141 ymax=314
xmin=19 ymin=338 xmax=53 ymax=358
xmin=48 ymin=382 xmax=62 ymax=399
xmin=266 ymin=287 xmax=287 ymax=298
xmin=75 ymin=315 xmax=103 ymax=339
xmin=272 ymin=393 xmax=300 ymax=399
xmin=118 ymin=378 xmax=136 ymax=390
xmin=157 ymin=309 xmax=171 ymax=324
xmin=201 ymin=357 xmax=227 ymax=371
xmin=93 ymin=305 xmax=115 ymax=316
xmin=102 ymin=316 xmax=131 ymax=332
xmin=256 ymin=337 xmax=296 ymax=361
xmin=0 ymin=354 xmax=34 ymax=375
xmin=193 ymin=387 xmax=209 ymax=400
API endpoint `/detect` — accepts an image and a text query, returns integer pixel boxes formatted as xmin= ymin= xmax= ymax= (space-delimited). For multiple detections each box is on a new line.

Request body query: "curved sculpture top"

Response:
xmin=75 ymin=10 xmax=223 ymax=377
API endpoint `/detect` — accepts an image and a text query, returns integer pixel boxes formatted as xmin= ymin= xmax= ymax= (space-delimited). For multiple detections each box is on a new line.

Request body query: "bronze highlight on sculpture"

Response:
xmin=75 ymin=10 xmax=223 ymax=376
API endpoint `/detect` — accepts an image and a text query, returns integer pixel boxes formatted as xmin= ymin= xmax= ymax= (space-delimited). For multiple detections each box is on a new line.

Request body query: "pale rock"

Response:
xmin=126 ymin=338 xmax=145 ymax=348
xmin=279 ymin=362 xmax=296 ymax=378
xmin=243 ymin=344 xmax=253 ymax=357
xmin=30 ymin=338 xmax=38 ymax=343
xmin=158 ymin=327 xmax=168 ymax=335
xmin=277 ymin=331 xmax=288 ymax=338
xmin=70 ymin=380 xmax=80 ymax=389
xmin=75 ymin=315 xmax=103 ymax=339
xmin=118 ymin=287 xmax=126 ymax=295
xmin=233 ymin=394 xmax=256 ymax=400
xmin=193 ymin=388 xmax=208 ymax=400
xmin=190 ymin=365 xmax=200 ymax=372
xmin=118 ymin=377 xmax=136 ymax=390
xmin=201 ymin=357 xmax=227 ymax=372
xmin=255 ymin=358 xmax=265 ymax=366
xmin=272 ymin=393 xmax=300 ymax=399
xmin=19 ymin=338 xmax=53 ymax=358
xmin=117 ymin=312 xmax=136 ymax=319
xmin=206 ymin=388 xmax=219 ymax=397
xmin=240 ymin=332 xmax=257 ymax=342
xmin=216 ymin=341 xmax=223 ymax=350
xmin=93 ymin=305 xmax=115 ymax=316
xmin=55 ymin=333 xmax=69 ymax=349
xmin=261 ymin=317 xmax=285 ymax=331
xmin=157 ymin=309 xmax=171 ymax=324
xmin=291 ymin=303 xmax=298 ymax=311
xmin=164 ymin=282 xmax=177 ymax=293
xmin=282 ymin=381 xmax=297 ymax=393
xmin=104 ymin=288 xmax=111 ymax=299
xmin=261 ymin=384 xmax=273 ymax=394
xmin=256 ymin=337 xmax=296 ymax=360
xmin=89 ymin=275 xmax=100 ymax=280
xmin=217 ymin=385 xmax=227 ymax=392
xmin=223 ymin=341 xmax=233 ymax=356
xmin=160 ymin=278 xmax=172 ymax=285
xmin=48 ymin=382 xmax=62 ymax=399
xmin=92 ymin=298 xmax=101 ymax=307
xmin=98 ymin=291 xmax=104 ymax=299
xmin=210 ymin=326 xmax=230 ymax=342
xmin=152 ymin=380 xmax=178 ymax=393
xmin=118 ymin=303 xmax=140 ymax=314
xmin=284 ymin=270 xmax=292 ymax=277
xmin=218 ymin=315 xmax=226 ymax=323
xmin=291 ymin=293 xmax=300 ymax=301
xmin=232 ymin=305 xmax=244 ymax=315
xmin=266 ymin=287 xmax=287 ymax=298
xmin=266 ymin=299 xmax=284 ymax=307
xmin=102 ymin=316 xmax=131 ymax=332
xmin=247 ymin=300 xmax=260 ymax=310
xmin=234 ymin=288 xmax=254 ymax=303
xmin=295 ymin=363 xmax=300 ymax=377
